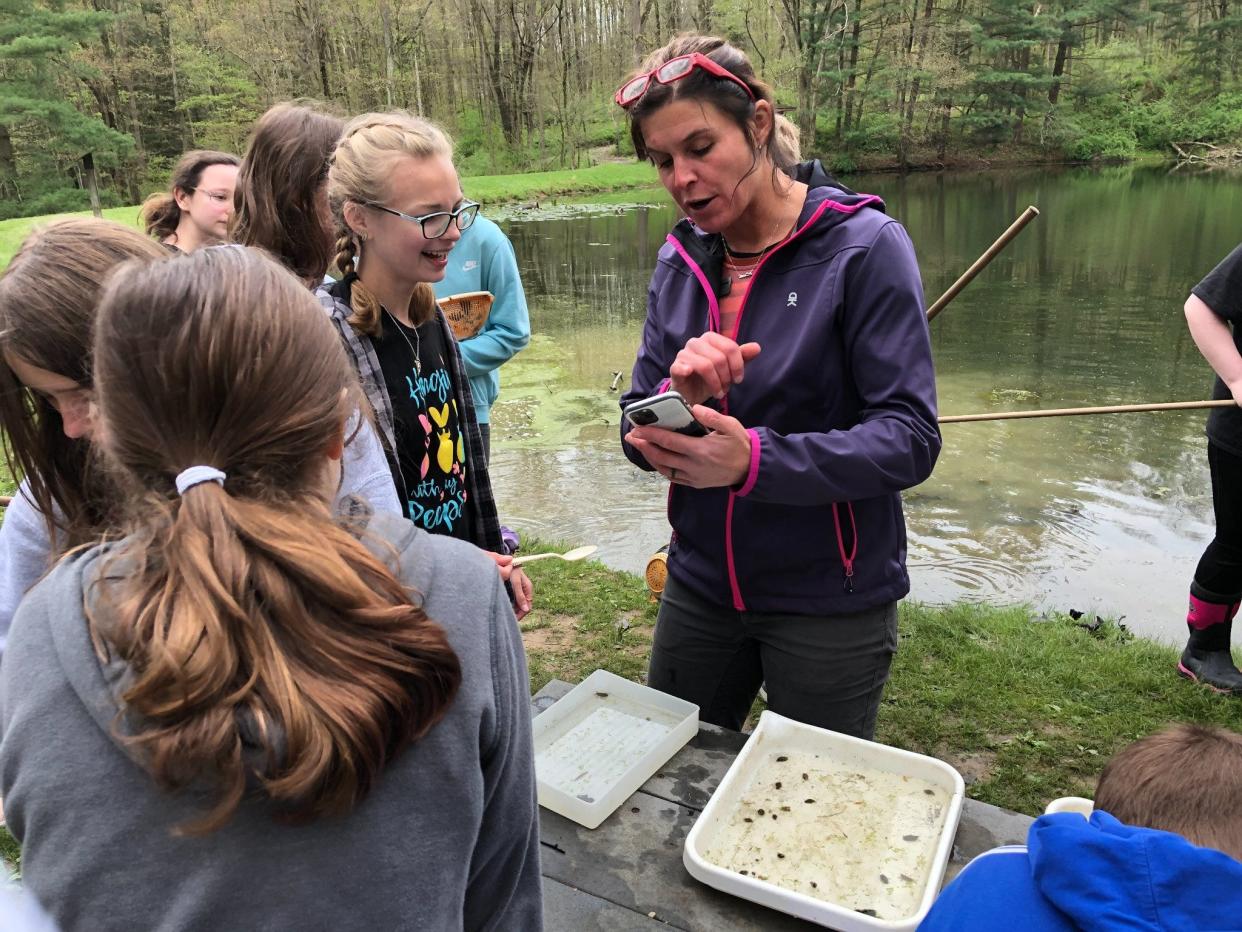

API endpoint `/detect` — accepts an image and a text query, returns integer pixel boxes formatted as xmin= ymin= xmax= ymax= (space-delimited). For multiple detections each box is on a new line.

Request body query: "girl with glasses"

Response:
xmin=324 ymin=112 xmax=532 ymax=617
xmin=618 ymin=36 xmax=940 ymax=739
xmin=0 ymin=247 xmax=542 ymax=929
xmin=140 ymin=150 xmax=240 ymax=253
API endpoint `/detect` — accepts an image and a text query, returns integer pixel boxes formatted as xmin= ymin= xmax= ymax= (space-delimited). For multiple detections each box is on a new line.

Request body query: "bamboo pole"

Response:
xmin=926 ymin=206 xmax=1041 ymax=321
xmin=939 ymin=399 xmax=1234 ymax=424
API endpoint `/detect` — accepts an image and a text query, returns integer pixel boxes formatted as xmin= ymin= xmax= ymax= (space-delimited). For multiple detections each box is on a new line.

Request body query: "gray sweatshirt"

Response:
xmin=0 ymin=510 xmax=542 ymax=931
xmin=0 ymin=416 xmax=400 ymax=652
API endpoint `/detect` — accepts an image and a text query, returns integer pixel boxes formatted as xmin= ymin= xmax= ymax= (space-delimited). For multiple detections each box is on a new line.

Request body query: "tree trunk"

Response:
xmin=0 ymin=125 xmax=15 ymax=199
xmin=82 ymin=153 xmax=103 ymax=218
xmin=900 ymin=0 xmax=936 ymax=164
xmin=1048 ymin=34 xmax=1070 ymax=105
xmin=380 ymin=0 xmax=396 ymax=108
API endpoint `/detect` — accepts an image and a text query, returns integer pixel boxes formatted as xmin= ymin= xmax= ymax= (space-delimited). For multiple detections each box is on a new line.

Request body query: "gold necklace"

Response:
xmin=722 ymin=201 xmax=799 ymax=286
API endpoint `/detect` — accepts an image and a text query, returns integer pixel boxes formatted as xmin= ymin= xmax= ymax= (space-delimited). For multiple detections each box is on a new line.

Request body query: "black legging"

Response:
xmin=1194 ymin=442 xmax=1242 ymax=601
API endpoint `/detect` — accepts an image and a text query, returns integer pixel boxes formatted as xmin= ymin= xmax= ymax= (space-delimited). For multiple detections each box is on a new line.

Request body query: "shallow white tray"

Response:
xmin=532 ymin=670 xmax=699 ymax=829
xmin=684 ymin=711 xmax=965 ymax=931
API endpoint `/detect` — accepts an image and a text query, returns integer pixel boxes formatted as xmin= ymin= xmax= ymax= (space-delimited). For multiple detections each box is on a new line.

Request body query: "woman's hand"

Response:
xmin=668 ymin=332 xmax=762 ymax=406
xmin=487 ymin=550 xmax=514 ymax=580
xmin=486 ymin=552 xmax=533 ymax=620
xmin=625 ymin=405 xmax=753 ymax=489
xmin=510 ymin=567 xmax=533 ymax=620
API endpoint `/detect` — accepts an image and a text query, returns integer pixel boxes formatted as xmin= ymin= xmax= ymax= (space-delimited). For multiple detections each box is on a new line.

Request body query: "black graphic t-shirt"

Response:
xmin=1192 ymin=243 xmax=1242 ymax=455
xmin=371 ymin=308 xmax=471 ymax=540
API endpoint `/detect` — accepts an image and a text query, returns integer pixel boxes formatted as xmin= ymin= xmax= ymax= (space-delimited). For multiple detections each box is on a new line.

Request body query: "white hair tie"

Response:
xmin=175 ymin=466 xmax=226 ymax=496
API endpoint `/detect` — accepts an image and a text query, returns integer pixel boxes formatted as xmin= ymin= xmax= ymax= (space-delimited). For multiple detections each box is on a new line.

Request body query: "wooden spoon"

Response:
xmin=512 ymin=545 xmax=598 ymax=567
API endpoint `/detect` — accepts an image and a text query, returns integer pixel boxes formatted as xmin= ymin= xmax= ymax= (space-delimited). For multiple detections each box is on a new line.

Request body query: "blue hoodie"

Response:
xmin=920 ymin=811 xmax=1242 ymax=931
xmin=620 ymin=161 xmax=940 ymax=615
xmin=433 ymin=215 xmax=531 ymax=425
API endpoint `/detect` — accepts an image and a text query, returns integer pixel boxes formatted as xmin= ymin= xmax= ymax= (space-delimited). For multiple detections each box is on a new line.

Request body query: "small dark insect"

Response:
xmin=802 ymin=773 xmax=809 ymax=780
xmin=757 ymin=808 xmax=765 ymax=816
xmin=771 ymin=814 xmax=778 ymax=820
xmin=810 ymin=882 xmax=818 ymax=889
xmin=744 ymin=817 xmax=754 ymax=823
xmin=780 ymin=806 xmax=791 ymax=812
xmin=903 ymin=834 xmax=919 ymax=842
xmin=775 ymin=781 xmax=783 ymax=789
xmin=923 ymin=788 xmax=935 ymax=796
xmin=804 ymin=798 xmax=816 ymax=804
xmin=630 ymin=807 xmax=640 ymax=813
xmin=740 ymin=870 xmax=749 ymax=876
xmin=900 ymin=874 xmax=914 ymax=883
xmin=595 ymin=691 xmax=609 ymax=698
xmin=777 ymin=755 xmax=789 ymax=762
xmin=857 ymin=909 xmax=878 ymax=917
xmin=776 ymin=852 xmax=785 ymax=859
xmin=880 ymin=874 xmax=890 ymax=884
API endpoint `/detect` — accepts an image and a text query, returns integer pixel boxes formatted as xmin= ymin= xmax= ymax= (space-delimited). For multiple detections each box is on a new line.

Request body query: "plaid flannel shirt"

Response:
xmin=315 ymin=285 xmax=503 ymax=554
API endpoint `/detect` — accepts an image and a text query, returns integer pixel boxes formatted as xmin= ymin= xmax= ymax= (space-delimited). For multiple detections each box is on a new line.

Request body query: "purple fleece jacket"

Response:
xmin=621 ymin=163 xmax=940 ymax=615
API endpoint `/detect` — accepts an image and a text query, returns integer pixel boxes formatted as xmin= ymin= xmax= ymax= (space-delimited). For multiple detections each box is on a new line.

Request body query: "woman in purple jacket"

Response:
xmin=618 ymin=35 xmax=940 ymax=738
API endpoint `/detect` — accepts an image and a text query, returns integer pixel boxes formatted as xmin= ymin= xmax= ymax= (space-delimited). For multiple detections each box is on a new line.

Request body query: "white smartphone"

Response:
xmin=623 ymin=390 xmax=710 ymax=437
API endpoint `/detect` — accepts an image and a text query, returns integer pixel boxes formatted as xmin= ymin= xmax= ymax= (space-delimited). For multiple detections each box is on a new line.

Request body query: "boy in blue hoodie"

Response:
xmin=920 ymin=724 xmax=1242 ymax=931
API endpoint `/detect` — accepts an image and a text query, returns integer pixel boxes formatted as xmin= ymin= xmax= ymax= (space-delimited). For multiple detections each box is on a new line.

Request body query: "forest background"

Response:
xmin=2 ymin=0 xmax=1240 ymax=220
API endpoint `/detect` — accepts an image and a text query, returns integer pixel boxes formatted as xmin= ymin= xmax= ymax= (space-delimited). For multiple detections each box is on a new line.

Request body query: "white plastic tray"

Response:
xmin=533 ymin=670 xmax=699 ymax=829
xmin=684 ymin=711 xmax=965 ymax=931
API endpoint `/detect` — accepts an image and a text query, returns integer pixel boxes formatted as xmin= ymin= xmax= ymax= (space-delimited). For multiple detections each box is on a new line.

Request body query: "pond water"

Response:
xmin=481 ymin=166 xmax=1242 ymax=643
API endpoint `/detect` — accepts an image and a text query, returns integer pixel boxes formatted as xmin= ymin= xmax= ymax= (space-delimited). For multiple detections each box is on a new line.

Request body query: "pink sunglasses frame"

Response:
xmin=615 ymin=53 xmax=757 ymax=108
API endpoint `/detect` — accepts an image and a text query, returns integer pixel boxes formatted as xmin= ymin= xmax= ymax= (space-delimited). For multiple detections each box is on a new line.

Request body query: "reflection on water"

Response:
xmin=486 ymin=165 xmax=1242 ymax=643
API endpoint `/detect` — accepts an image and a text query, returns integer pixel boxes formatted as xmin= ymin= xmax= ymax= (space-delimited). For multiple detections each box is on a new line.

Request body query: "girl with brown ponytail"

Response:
xmin=0 ymin=247 xmax=542 ymax=930
xmin=140 ymin=149 xmax=240 ymax=253
xmin=323 ymin=111 xmax=532 ymax=617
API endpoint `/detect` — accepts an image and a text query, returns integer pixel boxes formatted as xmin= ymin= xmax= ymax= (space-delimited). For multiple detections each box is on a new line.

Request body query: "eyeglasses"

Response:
xmin=615 ymin=53 xmax=756 ymax=109
xmin=362 ymin=200 xmax=480 ymax=238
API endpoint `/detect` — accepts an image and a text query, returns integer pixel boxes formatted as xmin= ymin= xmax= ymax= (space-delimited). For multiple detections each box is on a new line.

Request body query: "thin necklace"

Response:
xmin=722 ymin=203 xmax=798 ymax=286
xmin=724 ymin=253 xmax=763 ymax=281
xmin=383 ymin=306 xmax=421 ymax=376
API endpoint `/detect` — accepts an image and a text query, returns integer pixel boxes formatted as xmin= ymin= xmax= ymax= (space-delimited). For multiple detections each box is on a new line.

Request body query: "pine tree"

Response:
xmin=0 ymin=0 xmax=132 ymax=214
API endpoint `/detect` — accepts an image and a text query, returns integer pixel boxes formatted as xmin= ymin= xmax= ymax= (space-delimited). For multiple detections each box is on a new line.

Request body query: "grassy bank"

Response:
xmin=517 ymin=549 xmax=1242 ymax=817
xmin=3 ymin=541 xmax=1240 ymax=872
xmin=0 ymin=162 xmax=657 ymax=272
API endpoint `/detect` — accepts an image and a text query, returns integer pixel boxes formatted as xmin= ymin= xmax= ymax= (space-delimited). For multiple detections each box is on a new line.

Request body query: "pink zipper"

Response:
xmin=669 ymin=196 xmax=877 ymax=609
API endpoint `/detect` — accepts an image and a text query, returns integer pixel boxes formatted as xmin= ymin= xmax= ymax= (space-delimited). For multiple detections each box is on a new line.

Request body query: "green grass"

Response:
xmin=517 ymin=552 xmax=1242 ymax=817
xmin=461 ymin=162 xmax=656 ymax=205
xmin=0 ymin=162 xmax=657 ymax=271
xmin=5 ymin=540 xmax=1238 ymax=873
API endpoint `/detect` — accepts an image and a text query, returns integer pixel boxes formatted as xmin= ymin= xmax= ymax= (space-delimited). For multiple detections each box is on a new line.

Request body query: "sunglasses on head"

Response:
xmin=615 ymin=53 xmax=756 ymax=109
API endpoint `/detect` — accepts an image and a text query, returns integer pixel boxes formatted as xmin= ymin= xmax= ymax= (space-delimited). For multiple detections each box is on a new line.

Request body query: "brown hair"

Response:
xmin=91 ymin=246 xmax=461 ymax=833
xmin=1095 ymin=723 xmax=1242 ymax=859
xmin=623 ymin=35 xmax=801 ymax=181
xmin=327 ymin=111 xmax=452 ymax=335
xmin=0 ymin=219 xmax=170 ymax=548
xmin=140 ymin=150 xmax=241 ymax=242
xmin=232 ymin=103 xmax=344 ymax=287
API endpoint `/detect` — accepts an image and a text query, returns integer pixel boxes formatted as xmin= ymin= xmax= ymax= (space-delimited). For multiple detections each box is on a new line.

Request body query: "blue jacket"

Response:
xmin=920 ymin=811 xmax=1242 ymax=931
xmin=621 ymin=162 xmax=940 ymax=614
xmin=433 ymin=215 xmax=531 ymax=425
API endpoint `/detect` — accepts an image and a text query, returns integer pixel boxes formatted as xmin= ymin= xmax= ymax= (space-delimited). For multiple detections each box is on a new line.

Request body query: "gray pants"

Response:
xmin=647 ymin=575 xmax=899 ymax=739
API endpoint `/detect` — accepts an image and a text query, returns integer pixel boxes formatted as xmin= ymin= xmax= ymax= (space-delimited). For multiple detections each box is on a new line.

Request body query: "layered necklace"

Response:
xmin=383 ymin=306 xmax=422 ymax=376
xmin=722 ymin=205 xmax=799 ymax=292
